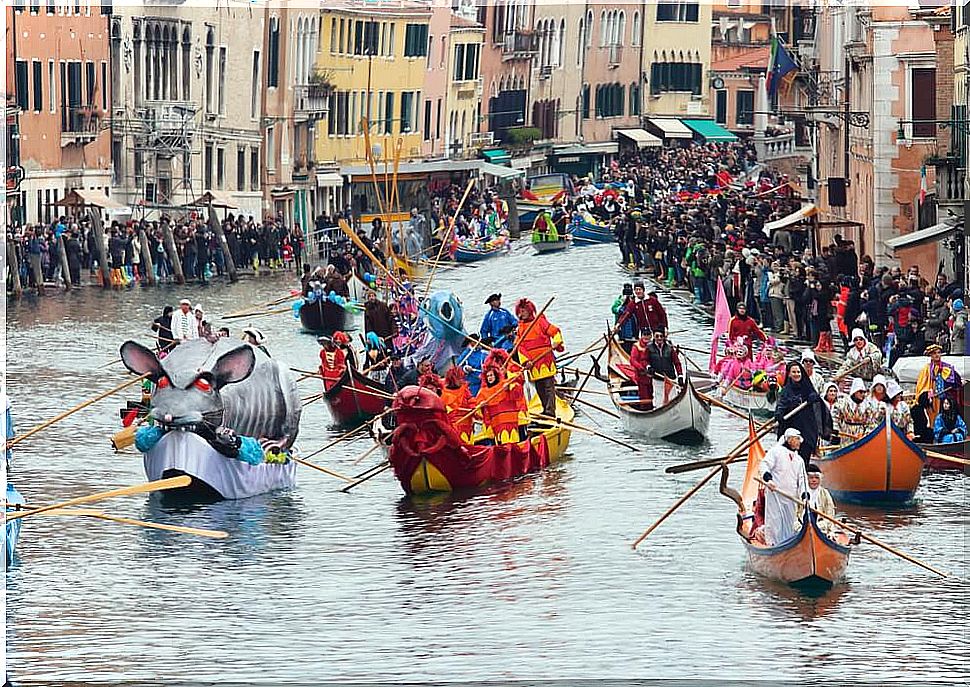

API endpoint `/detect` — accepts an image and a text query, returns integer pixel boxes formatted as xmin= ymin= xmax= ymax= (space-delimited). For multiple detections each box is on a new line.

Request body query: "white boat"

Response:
xmin=718 ymin=383 xmax=776 ymax=417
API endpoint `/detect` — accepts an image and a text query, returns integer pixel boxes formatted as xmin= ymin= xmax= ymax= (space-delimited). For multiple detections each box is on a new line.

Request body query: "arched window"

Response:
xmin=181 ymin=26 xmax=191 ymax=99
xmin=586 ymin=10 xmax=593 ymax=48
xmin=632 ymin=12 xmax=640 ymax=46
xmin=557 ymin=19 xmax=565 ymax=68
xmin=617 ymin=11 xmax=625 ymax=46
xmin=577 ymin=18 xmax=585 ymax=66
xmin=600 ymin=11 xmax=607 ymax=47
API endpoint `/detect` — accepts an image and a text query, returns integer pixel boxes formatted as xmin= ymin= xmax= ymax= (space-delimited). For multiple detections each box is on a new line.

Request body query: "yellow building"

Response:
xmin=445 ymin=17 xmax=485 ymax=158
xmin=315 ymin=3 xmax=432 ymax=166
xmin=641 ymin=1 xmax=714 ymax=117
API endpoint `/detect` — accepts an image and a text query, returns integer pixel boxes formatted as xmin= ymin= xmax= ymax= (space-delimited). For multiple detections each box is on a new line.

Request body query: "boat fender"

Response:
xmin=135 ymin=425 xmax=165 ymax=452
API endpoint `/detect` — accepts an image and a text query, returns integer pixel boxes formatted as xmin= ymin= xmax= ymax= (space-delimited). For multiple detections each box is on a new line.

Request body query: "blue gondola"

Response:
xmin=5 ymin=481 xmax=25 ymax=567
xmin=571 ymin=218 xmax=615 ymax=245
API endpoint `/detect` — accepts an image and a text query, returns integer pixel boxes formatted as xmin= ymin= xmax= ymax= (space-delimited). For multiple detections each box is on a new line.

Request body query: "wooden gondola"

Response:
xmin=815 ymin=418 xmax=926 ymax=505
xmin=453 ymin=243 xmax=506 ymax=263
xmin=919 ymin=439 xmax=969 ymax=473
xmin=322 ymin=364 xmax=390 ymax=427
xmin=298 ymin=298 xmax=348 ymax=336
xmin=602 ymin=338 xmax=710 ymax=444
xmin=717 ymin=383 xmax=776 ymax=417
xmin=720 ymin=421 xmax=852 ymax=589
xmin=571 ymin=218 xmax=615 ymax=244
xmin=380 ymin=386 xmax=574 ymax=496
xmin=531 ymin=236 xmax=570 ymax=254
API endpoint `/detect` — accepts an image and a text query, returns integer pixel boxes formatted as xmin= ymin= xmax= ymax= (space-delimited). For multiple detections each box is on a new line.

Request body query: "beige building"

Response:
xmin=445 ymin=16 xmax=485 ymax=158
xmin=529 ymin=2 xmax=584 ymax=143
xmin=642 ymin=0 xmax=713 ymax=117
xmin=109 ymin=2 xmax=265 ymax=219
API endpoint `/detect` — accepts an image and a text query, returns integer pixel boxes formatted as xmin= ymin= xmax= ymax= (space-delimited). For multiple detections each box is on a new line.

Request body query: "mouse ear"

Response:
xmin=120 ymin=341 xmax=163 ymax=381
xmin=211 ymin=345 xmax=256 ymax=388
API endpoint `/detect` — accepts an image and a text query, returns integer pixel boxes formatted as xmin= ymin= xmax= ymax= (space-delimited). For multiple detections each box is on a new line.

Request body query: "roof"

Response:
xmin=450 ymin=16 xmax=484 ymax=30
xmin=682 ymin=119 xmax=738 ymax=142
xmin=645 ymin=118 xmax=693 ymax=139
xmin=54 ymin=189 xmax=125 ymax=210
xmin=711 ymin=46 xmax=770 ymax=73
xmin=763 ymin=204 xmax=819 ymax=235
xmin=340 ymin=159 xmax=523 ymax=179
xmin=884 ymin=218 xmax=961 ymax=251
xmin=614 ymin=129 xmax=662 ymax=149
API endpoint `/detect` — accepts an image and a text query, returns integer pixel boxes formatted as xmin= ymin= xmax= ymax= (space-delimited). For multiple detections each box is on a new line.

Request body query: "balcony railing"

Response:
xmin=502 ymin=30 xmax=538 ymax=60
xmin=294 ymin=83 xmax=332 ymax=123
xmin=61 ymin=106 xmax=100 ymax=146
xmin=755 ymin=131 xmax=803 ymax=162
xmin=934 ymin=158 xmax=967 ymax=206
xmin=608 ymin=44 xmax=623 ymax=68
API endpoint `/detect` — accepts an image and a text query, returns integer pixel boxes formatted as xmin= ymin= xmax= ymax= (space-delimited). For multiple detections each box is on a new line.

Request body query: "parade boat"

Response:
xmin=5 ymin=482 xmax=25 ymax=567
xmin=381 ymin=386 xmax=573 ymax=496
xmin=453 ymin=242 xmax=507 ymax=264
xmin=119 ymin=339 xmax=300 ymax=501
xmin=918 ymin=439 xmax=968 ymax=473
xmin=298 ymin=298 xmax=348 ymax=336
xmin=601 ymin=338 xmax=710 ymax=444
xmin=718 ymin=384 xmax=776 ymax=417
xmin=571 ymin=218 xmax=615 ymax=245
xmin=815 ymin=419 xmax=926 ymax=506
xmin=517 ymin=173 xmax=573 ymax=226
xmin=322 ymin=364 xmax=390 ymax=427
xmin=720 ymin=423 xmax=852 ymax=590
xmin=531 ymin=236 xmax=571 ymax=254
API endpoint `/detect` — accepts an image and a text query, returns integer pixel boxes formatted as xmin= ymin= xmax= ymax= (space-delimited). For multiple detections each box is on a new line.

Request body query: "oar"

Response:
xmin=224 ymin=291 xmax=298 ymax=319
xmin=40 ymin=507 xmax=228 ymax=539
xmin=340 ymin=460 xmax=391 ymax=493
xmin=570 ymin=394 xmax=621 ymax=419
xmin=631 ymin=402 xmax=806 ymax=548
xmin=7 ymin=475 xmax=192 ymax=521
xmin=423 ymin=178 xmax=476 ymax=299
xmin=832 ymin=357 xmax=870 ymax=383
xmin=352 ymin=442 xmax=382 ymax=466
xmin=301 ymin=407 xmax=396 ymax=461
xmin=696 ymin=390 xmax=749 ymax=421
xmin=7 ymin=373 xmax=149 ymax=450
xmin=558 ymin=386 xmax=610 ymax=397
xmin=923 ymin=449 xmax=970 ymax=467
xmin=753 ymin=477 xmax=949 ymax=578
xmin=665 ymin=414 xmax=779 ymax=474
xmin=220 ymin=307 xmax=291 ymax=321
xmin=531 ymin=413 xmax=640 ymax=452
xmin=290 ymin=456 xmax=354 ymax=482
xmin=569 ymin=335 xmax=611 ymax=410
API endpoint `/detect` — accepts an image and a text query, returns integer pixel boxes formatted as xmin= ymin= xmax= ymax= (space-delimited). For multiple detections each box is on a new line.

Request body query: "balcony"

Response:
xmin=502 ymin=30 xmax=538 ymax=61
xmin=754 ymin=130 xmax=800 ymax=162
xmin=294 ymin=83 xmax=332 ymax=123
xmin=455 ymin=80 xmax=482 ymax=100
xmin=608 ymin=44 xmax=623 ymax=69
xmin=60 ymin=106 xmax=100 ymax=146
xmin=933 ymin=157 xmax=967 ymax=207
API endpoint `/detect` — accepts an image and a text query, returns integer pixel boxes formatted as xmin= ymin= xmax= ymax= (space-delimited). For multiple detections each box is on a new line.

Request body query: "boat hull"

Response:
xmin=5 ymin=483 xmax=25 ymax=567
xmin=744 ymin=512 xmax=851 ymax=589
xmin=719 ymin=384 xmax=776 ymax=417
xmin=572 ymin=220 xmax=614 ymax=244
xmin=299 ymin=299 xmax=348 ymax=335
xmin=919 ymin=440 xmax=969 ymax=474
xmin=453 ymin=245 xmax=505 ymax=263
xmin=143 ymin=431 xmax=296 ymax=501
xmin=816 ymin=420 xmax=926 ymax=505
xmin=323 ymin=367 xmax=389 ymax=427
xmin=531 ymin=238 xmax=570 ymax=254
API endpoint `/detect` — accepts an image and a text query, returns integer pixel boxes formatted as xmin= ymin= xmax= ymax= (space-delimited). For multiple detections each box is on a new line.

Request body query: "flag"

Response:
xmin=766 ymin=36 xmax=798 ymax=100
xmin=709 ymin=279 xmax=732 ymax=373
xmin=919 ymin=165 xmax=927 ymax=205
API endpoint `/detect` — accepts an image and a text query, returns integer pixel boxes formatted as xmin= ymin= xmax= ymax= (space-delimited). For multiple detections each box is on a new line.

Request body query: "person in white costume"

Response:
xmin=758 ymin=427 xmax=809 ymax=546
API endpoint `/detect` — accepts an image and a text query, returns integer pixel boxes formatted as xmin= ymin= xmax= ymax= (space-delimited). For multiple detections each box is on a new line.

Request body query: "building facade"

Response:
xmin=479 ymin=0 xmax=535 ymax=144
xmin=445 ymin=17 xmax=485 ymax=158
xmin=642 ymin=0 xmax=713 ymax=118
xmin=10 ymin=0 xmax=112 ymax=226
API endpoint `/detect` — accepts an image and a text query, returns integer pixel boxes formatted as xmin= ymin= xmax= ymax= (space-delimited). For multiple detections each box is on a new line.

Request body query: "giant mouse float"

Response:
xmin=120 ymin=338 xmax=301 ymax=500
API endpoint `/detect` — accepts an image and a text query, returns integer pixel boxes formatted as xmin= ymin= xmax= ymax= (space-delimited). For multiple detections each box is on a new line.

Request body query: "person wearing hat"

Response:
xmin=758 ymin=428 xmax=809 ymax=545
xmin=514 ymin=297 xmax=565 ymax=417
xmin=774 ymin=361 xmax=830 ymax=464
xmin=800 ymin=348 xmax=825 ymax=392
xmin=612 ymin=283 xmax=638 ymax=351
xmin=170 ymin=298 xmax=198 ymax=343
xmin=151 ymin=305 xmax=175 ymax=353
xmin=317 ymin=335 xmax=346 ymax=388
xmin=832 ymin=377 xmax=880 ymax=440
xmin=950 ymin=298 xmax=966 ymax=353
xmin=456 ymin=334 xmax=487 ymax=396
xmin=869 ymin=373 xmax=887 ymax=405
xmin=885 ymin=380 xmax=913 ymax=436
xmin=479 ymin=293 xmax=517 ymax=353
xmin=796 ymin=464 xmax=837 ymax=534
xmin=835 ymin=328 xmax=884 ymax=381
xmin=913 ymin=343 xmax=963 ymax=442
xmin=242 ymin=327 xmax=269 ymax=356
xmin=194 ymin=305 xmax=212 ymax=340
xmin=727 ymin=303 xmax=767 ymax=360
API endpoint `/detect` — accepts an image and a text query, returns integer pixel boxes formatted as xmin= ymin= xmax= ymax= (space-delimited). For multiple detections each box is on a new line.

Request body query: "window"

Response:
xmin=46 ymin=0 xmax=54 ymax=13
xmin=629 ymin=83 xmax=640 ymax=116
xmin=205 ymin=29 xmax=215 ymax=112
xmin=339 ymin=19 xmax=345 ymax=55
xmin=32 ymin=61 xmax=43 ymax=112
xmin=581 ymin=83 xmax=590 ymax=119
xmin=384 ymin=92 xmax=394 ymax=133
xmin=912 ymin=68 xmax=936 ymax=138
xmin=250 ymin=148 xmax=259 ymax=191
xmin=400 ymin=92 xmax=414 ymax=132
xmin=48 ymin=61 xmax=55 ymax=112
xmin=251 ymin=51 xmax=260 ymax=119
xmin=330 ymin=18 xmax=337 ymax=53
xmin=454 ymin=43 xmax=480 ymax=81
xmin=237 ymin=147 xmax=245 ymax=190
xmin=182 ymin=28 xmax=192 ymax=99
xmin=649 ymin=62 xmax=703 ymax=95
xmin=267 ymin=17 xmax=280 ymax=87
xmin=736 ymin=90 xmax=754 ymax=125
xmin=388 ymin=24 xmax=396 ymax=57
xmin=632 ymin=12 xmax=640 ymax=46
xmin=101 ymin=62 xmax=107 ymax=110
xmin=715 ymin=90 xmax=728 ymax=124
xmin=436 ymin=98 xmax=442 ymax=139
xmin=14 ymin=0 xmax=25 ymax=12
xmin=86 ymin=61 xmax=96 ymax=107
xmin=657 ymin=2 xmax=699 ymax=22
xmin=266 ymin=126 xmax=276 ymax=169
xmin=404 ymin=24 xmax=429 ymax=57
xmin=15 ymin=60 xmax=28 ymax=111
xmin=594 ymin=82 xmax=624 ymax=118
xmin=218 ymin=47 xmax=227 ymax=115
xmin=134 ymin=150 xmax=144 ymax=195
xmin=204 ymin=144 xmax=213 ymax=189
xmin=30 ymin=0 xmax=39 ymax=14
xmin=216 ymin=147 xmax=225 ymax=189
xmin=363 ymin=20 xmax=379 ymax=56
xmin=424 ymin=99 xmax=432 ymax=141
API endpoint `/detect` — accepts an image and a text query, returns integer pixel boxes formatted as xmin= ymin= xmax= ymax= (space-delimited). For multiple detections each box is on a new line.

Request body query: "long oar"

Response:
xmin=7 ymin=373 xmax=149 ymax=450
xmin=40 ymin=508 xmax=228 ymax=539
xmin=301 ymin=407 xmax=396 ymax=461
xmin=753 ymin=477 xmax=949 ymax=578
xmin=290 ymin=456 xmax=354 ymax=482
xmin=7 ymin=475 xmax=192 ymax=521
xmin=665 ymin=414 xmax=779 ymax=474
xmin=696 ymin=390 xmax=749 ymax=421
xmin=224 ymin=291 xmax=298 ymax=319
xmin=631 ymin=402 xmax=806 ymax=548
xmin=531 ymin=413 xmax=640 ymax=452
xmin=924 ymin=449 xmax=970 ymax=467
xmin=423 ymin=178 xmax=476 ymax=299
xmin=340 ymin=460 xmax=391 ymax=493
xmin=220 ymin=307 xmax=291 ymax=322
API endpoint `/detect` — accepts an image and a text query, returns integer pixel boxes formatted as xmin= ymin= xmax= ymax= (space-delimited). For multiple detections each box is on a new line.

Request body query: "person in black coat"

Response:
xmin=774 ymin=361 xmax=831 ymax=465
xmin=64 ymin=231 xmax=82 ymax=286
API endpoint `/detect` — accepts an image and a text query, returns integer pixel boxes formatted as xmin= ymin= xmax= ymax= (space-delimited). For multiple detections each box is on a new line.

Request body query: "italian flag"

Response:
xmin=918 ymin=165 xmax=927 ymax=205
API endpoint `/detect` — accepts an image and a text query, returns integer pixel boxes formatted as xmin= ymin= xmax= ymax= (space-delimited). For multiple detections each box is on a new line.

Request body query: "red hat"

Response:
xmin=482 ymin=348 xmax=509 ymax=374
xmin=514 ymin=298 xmax=536 ymax=318
xmin=444 ymin=366 xmax=466 ymax=389
xmin=418 ymin=373 xmax=443 ymax=394
xmin=332 ymin=331 xmax=351 ymax=345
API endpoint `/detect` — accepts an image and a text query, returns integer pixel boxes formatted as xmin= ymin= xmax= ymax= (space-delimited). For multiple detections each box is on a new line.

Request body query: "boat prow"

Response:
xmin=322 ymin=366 xmax=390 ymax=427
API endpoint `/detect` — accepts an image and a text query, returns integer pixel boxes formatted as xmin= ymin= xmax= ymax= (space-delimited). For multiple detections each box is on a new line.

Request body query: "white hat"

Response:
xmin=193 ymin=303 xmax=204 ymax=312
xmin=870 ymin=374 xmax=887 ymax=390
xmin=783 ymin=427 xmax=803 ymax=440
xmin=179 ymin=298 xmax=191 ymax=306
xmin=849 ymin=377 xmax=867 ymax=396
xmin=242 ymin=327 xmax=265 ymax=345
xmin=886 ymin=380 xmax=903 ymax=399
xmin=800 ymin=348 xmax=817 ymax=363
xmin=851 ymin=328 xmax=866 ymax=341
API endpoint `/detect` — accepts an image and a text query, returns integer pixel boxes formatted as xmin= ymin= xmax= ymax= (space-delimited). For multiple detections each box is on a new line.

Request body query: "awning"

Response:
xmin=54 ymin=188 xmax=125 ymax=210
xmin=681 ymin=119 xmax=739 ymax=142
xmin=270 ymin=187 xmax=296 ymax=200
xmin=614 ymin=129 xmax=662 ymax=149
xmin=763 ymin=204 xmax=819 ymax=235
xmin=316 ymin=171 xmax=344 ymax=188
xmin=482 ymin=149 xmax=511 ymax=165
xmin=186 ymin=190 xmax=238 ymax=209
xmin=552 ymin=142 xmax=618 ymax=156
xmin=479 ymin=161 xmax=524 ymax=179
xmin=884 ymin=219 xmax=961 ymax=251
xmin=646 ymin=118 xmax=693 ymax=140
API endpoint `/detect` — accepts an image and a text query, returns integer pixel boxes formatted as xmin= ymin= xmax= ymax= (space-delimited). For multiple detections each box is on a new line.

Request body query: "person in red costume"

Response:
xmin=317 ymin=336 xmax=346 ymax=391
xmin=643 ymin=289 xmax=668 ymax=334
xmin=473 ymin=349 xmax=529 ymax=445
xmin=727 ymin=303 xmax=767 ymax=360
xmin=629 ymin=333 xmax=655 ymax=410
xmin=514 ymin=298 xmax=565 ymax=417
xmin=441 ymin=366 xmax=474 ymax=442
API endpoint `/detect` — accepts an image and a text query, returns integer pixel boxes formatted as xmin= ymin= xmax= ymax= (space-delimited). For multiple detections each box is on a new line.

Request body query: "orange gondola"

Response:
xmin=815 ymin=419 xmax=926 ymax=505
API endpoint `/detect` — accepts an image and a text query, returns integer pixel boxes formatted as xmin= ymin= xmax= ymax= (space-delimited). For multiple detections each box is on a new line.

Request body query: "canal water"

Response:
xmin=5 ymin=243 xmax=967 ymax=682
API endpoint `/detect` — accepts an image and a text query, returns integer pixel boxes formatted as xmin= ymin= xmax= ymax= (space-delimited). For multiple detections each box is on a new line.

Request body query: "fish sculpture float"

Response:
xmin=120 ymin=338 xmax=301 ymax=500
xmin=408 ymin=290 xmax=467 ymax=374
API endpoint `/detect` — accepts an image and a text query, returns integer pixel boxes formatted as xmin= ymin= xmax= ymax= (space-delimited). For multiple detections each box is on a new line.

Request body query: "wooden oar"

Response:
xmin=340 ymin=460 xmax=391 ymax=493
xmin=924 ymin=448 xmax=970 ymax=467
xmin=832 ymin=357 xmax=870 ymax=383
xmin=696 ymin=390 xmax=749 ymax=421
xmin=7 ymin=373 xmax=149 ymax=450
xmin=632 ymin=402 xmax=806 ymax=548
xmin=220 ymin=307 xmax=291 ymax=321
xmin=7 ymin=475 xmax=192 ymax=521
xmin=531 ymin=413 xmax=640 ymax=452
xmin=352 ymin=442 xmax=382 ymax=466
xmin=558 ymin=386 xmax=610 ymax=397
xmin=665 ymin=414 xmax=778 ymax=474
xmin=40 ymin=507 xmax=228 ymax=539
xmin=290 ymin=456 xmax=354 ymax=482
xmin=570 ymin=394 xmax=621 ymax=419
xmin=423 ymin=178 xmax=476 ymax=299
xmin=754 ymin=477 xmax=949 ymax=578
xmin=301 ymin=407 xmax=396 ymax=461
xmin=224 ymin=291 xmax=297 ymax=319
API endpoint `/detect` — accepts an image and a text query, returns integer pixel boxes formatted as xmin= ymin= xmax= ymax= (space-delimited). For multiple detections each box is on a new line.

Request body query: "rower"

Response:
xmin=317 ymin=336 xmax=346 ymax=387
xmin=242 ymin=327 xmax=270 ymax=357
xmin=456 ymin=334 xmax=487 ymax=396
xmin=727 ymin=303 xmax=766 ymax=360
xmin=797 ymin=464 xmax=837 ymax=535
xmin=836 ymin=328 xmax=884 ymax=380
xmin=441 ymin=367 xmax=474 ymax=443
xmin=885 ymin=380 xmax=914 ymax=436
xmin=473 ymin=350 xmax=528 ymax=445
xmin=611 ymin=283 xmax=637 ymax=351
xmin=832 ymin=377 xmax=880 ymax=439
xmin=757 ymin=428 xmax=809 ymax=546
xmin=514 ymin=298 xmax=565 ymax=418
xmin=869 ymin=374 xmax=888 ymax=405
xmin=479 ymin=293 xmax=517 ymax=352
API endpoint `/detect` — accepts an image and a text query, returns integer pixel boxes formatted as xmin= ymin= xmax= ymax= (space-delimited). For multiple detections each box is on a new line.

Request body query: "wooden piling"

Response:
xmin=137 ymin=227 xmax=156 ymax=286
xmin=86 ymin=208 xmax=112 ymax=289
xmin=160 ymin=218 xmax=185 ymax=285
xmin=7 ymin=239 xmax=23 ymax=298
xmin=57 ymin=234 xmax=72 ymax=291
xmin=208 ymin=204 xmax=238 ymax=283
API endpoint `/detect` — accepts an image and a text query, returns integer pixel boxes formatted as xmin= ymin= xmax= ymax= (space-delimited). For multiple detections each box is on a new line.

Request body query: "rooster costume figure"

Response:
xmin=473 ymin=349 xmax=529 ymax=445
xmin=514 ymin=298 xmax=564 ymax=417
xmin=441 ymin=367 xmax=474 ymax=443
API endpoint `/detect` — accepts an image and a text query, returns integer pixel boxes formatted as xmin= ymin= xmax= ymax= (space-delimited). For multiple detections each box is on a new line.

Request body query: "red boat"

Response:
xmin=383 ymin=386 xmax=574 ymax=495
xmin=322 ymin=365 xmax=389 ymax=427
xmin=919 ymin=440 xmax=969 ymax=474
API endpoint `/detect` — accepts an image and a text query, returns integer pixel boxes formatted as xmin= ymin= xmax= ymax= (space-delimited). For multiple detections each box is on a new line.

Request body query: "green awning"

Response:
xmin=482 ymin=149 xmax=511 ymax=165
xmin=681 ymin=119 xmax=738 ymax=142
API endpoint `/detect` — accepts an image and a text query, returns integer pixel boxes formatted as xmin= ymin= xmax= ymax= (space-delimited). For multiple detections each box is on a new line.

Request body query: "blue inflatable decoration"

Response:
xmin=237 ymin=436 xmax=265 ymax=466
xmin=135 ymin=425 xmax=165 ymax=452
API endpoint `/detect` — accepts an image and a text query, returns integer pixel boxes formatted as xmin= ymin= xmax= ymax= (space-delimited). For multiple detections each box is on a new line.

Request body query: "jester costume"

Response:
xmin=914 ymin=346 xmax=963 ymax=442
xmin=514 ymin=298 xmax=564 ymax=418
xmin=441 ymin=367 xmax=474 ymax=443
xmin=474 ymin=349 xmax=528 ymax=445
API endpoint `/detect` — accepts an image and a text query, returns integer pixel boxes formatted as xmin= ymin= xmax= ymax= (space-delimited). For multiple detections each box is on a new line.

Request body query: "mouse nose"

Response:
xmin=164 ymin=414 xmax=173 ymax=423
